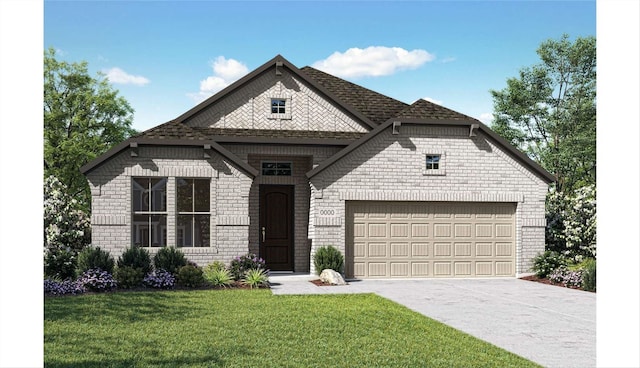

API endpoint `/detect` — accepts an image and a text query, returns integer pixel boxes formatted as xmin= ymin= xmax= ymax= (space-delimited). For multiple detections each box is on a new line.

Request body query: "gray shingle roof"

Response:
xmin=396 ymin=98 xmax=479 ymax=121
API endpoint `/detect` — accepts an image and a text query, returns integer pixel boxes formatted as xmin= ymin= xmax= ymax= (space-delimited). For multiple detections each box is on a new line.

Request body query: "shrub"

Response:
xmin=177 ymin=264 xmax=205 ymax=288
xmin=76 ymin=246 xmax=115 ymax=275
xmin=143 ymin=269 xmax=176 ymax=289
xmin=117 ymin=246 xmax=152 ymax=275
xmin=44 ymin=175 xmax=91 ymax=252
xmin=77 ymin=269 xmax=117 ymax=292
xmin=313 ymin=245 xmax=344 ymax=275
xmin=242 ymin=269 xmax=269 ymax=289
xmin=229 ymin=254 xmax=266 ymax=281
xmin=114 ymin=266 xmax=144 ymax=289
xmin=204 ymin=266 xmax=233 ymax=288
xmin=582 ymin=258 xmax=596 ymax=292
xmin=44 ymin=248 xmax=77 ymax=280
xmin=44 ymin=278 xmax=85 ymax=296
xmin=153 ymin=247 xmax=187 ymax=275
xmin=206 ymin=260 xmax=226 ymax=272
xmin=531 ymin=250 xmax=566 ymax=278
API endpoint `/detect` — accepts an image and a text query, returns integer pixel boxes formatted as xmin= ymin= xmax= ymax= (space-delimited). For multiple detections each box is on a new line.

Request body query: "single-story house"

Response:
xmin=81 ymin=55 xmax=553 ymax=278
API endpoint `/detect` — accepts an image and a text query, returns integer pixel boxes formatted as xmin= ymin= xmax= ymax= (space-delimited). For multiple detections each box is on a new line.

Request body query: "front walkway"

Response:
xmin=269 ymin=275 xmax=596 ymax=368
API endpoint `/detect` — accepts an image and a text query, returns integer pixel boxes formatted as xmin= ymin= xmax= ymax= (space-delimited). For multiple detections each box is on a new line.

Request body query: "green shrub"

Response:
xmin=313 ymin=245 xmax=344 ymax=275
xmin=582 ymin=258 xmax=596 ymax=292
xmin=44 ymin=248 xmax=77 ymax=280
xmin=76 ymin=246 xmax=115 ymax=275
xmin=114 ymin=266 xmax=144 ymax=289
xmin=203 ymin=266 xmax=233 ymax=288
xmin=117 ymin=246 xmax=152 ymax=275
xmin=531 ymin=250 xmax=566 ymax=278
xmin=242 ymin=269 xmax=269 ymax=289
xmin=153 ymin=247 xmax=187 ymax=275
xmin=177 ymin=264 xmax=205 ymax=288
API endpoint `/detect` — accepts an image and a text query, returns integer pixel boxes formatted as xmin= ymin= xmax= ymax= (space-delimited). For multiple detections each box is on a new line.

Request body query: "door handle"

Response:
xmin=261 ymin=227 xmax=266 ymax=243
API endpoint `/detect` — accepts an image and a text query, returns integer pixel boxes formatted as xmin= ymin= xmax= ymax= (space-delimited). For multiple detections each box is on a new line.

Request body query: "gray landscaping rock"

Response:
xmin=320 ymin=269 xmax=346 ymax=285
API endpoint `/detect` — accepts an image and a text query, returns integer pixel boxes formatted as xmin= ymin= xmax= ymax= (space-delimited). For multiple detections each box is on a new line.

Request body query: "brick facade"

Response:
xmin=308 ymin=125 xmax=548 ymax=275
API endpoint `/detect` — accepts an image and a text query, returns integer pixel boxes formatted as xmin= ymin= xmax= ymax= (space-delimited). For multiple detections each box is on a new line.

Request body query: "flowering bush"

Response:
xmin=77 ymin=269 xmax=117 ymax=292
xmin=44 ymin=279 xmax=85 ymax=296
xmin=143 ymin=269 xmax=176 ymax=289
xmin=549 ymin=267 xmax=584 ymax=288
xmin=531 ymin=251 xmax=566 ymax=278
xmin=44 ymin=175 xmax=90 ymax=252
xmin=546 ymin=185 xmax=596 ymax=262
xmin=229 ymin=253 xmax=266 ymax=281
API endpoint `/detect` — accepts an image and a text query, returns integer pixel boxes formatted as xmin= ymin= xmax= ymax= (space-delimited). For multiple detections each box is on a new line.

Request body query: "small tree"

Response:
xmin=44 ymin=175 xmax=90 ymax=253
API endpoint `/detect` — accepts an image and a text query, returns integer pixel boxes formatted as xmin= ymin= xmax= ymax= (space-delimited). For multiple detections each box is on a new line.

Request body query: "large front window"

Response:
xmin=177 ymin=178 xmax=210 ymax=247
xmin=132 ymin=178 xmax=167 ymax=247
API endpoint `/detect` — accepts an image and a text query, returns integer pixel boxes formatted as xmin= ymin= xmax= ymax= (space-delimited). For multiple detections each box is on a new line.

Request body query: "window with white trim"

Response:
xmin=176 ymin=178 xmax=211 ymax=247
xmin=132 ymin=178 xmax=167 ymax=247
xmin=268 ymin=97 xmax=292 ymax=119
xmin=423 ymin=153 xmax=446 ymax=176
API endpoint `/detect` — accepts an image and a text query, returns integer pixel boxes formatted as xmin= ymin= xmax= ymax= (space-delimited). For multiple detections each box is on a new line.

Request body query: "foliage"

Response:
xmin=44 ymin=175 xmax=91 ymax=252
xmin=203 ymin=264 xmax=233 ymax=288
xmin=76 ymin=246 xmax=115 ymax=275
xmin=242 ymin=269 xmax=270 ymax=289
xmin=581 ymin=258 xmax=596 ymax=292
xmin=176 ymin=264 xmax=205 ymax=288
xmin=549 ymin=266 xmax=584 ymax=288
xmin=313 ymin=245 xmax=345 ymax=275
xmin=153 ymin=247 xmax=187 ymax=275
xmin=531 ymin=250 xmax=566 ymax=278
xmin=44 ymin=247 xmax=77 ymax=280
xmin=206 ymin=260 xmax=226 ymax=272
xmin=229 ymin=253 xmax=266 ymax=281
xmin=143 ymin=269 xmax=176 ymax=289
xmin=77 ymin=269 xmax=118 ymax=292
xmin=45 ymin=291 xmax=540 ymax=367
xmin=546 ymin=185 xmax=596 ymax=261
xmin=44 ymin=279 xmax=85 ymax=296
xmin=114 ymin=266 xmax=145 ymax=289
xmin=117 ymin=246 xmax=152 ymax=275
xmin=490 ymin=34 xmax=596 ymax=193
xmin=44 ymin=47 xmax=137 ymax=211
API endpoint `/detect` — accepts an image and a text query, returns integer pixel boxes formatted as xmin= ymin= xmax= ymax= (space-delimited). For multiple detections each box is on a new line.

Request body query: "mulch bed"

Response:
xmin=519 ymin=275 xmax=585 ymax=291
xmin=309 ymin=279 xmax=348 ymax=286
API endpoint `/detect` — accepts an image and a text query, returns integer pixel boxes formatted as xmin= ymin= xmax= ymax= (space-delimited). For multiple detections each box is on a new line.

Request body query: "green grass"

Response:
xmin=45 ymin=290 xmax=540 ymax=367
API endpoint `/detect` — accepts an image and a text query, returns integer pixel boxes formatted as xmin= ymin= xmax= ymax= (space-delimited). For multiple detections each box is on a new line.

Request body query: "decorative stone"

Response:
xmin=319 ymin=269 xmax=347 ymax=285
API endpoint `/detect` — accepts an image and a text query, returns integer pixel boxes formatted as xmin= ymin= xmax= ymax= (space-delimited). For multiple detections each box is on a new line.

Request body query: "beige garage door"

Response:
xmin=345 ymin=201 xmax=516 ymax=278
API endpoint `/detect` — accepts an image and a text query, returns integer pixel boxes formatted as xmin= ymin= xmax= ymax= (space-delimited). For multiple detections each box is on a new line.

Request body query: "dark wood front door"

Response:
xmin=259 ymin=185 xmax=294 ymax=271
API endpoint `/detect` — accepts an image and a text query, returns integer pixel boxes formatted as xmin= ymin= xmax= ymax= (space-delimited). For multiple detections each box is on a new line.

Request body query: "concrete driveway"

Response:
xmin=270 ymin=276 xmax=596 ymax=368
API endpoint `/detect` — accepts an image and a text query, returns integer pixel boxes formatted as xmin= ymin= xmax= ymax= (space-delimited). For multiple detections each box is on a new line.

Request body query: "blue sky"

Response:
xmin=44 ymin=1 xmax=596 ymax=132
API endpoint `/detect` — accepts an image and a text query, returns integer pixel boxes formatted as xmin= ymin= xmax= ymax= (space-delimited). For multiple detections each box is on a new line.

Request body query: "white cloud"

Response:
xmin=189 ymin=56 xmax=249 ymax=102
xmin=478 ymin=112 xmax=494 ymax=124
xmin=422 ymin=97 xmax=443 ymax=105
xmin=312 ymin=46 xmax=435 ymax=79
xmin=104 ymin=67 xmax=149 ymax=86
xmin=440 ymin=56 xmax=456 ymax=63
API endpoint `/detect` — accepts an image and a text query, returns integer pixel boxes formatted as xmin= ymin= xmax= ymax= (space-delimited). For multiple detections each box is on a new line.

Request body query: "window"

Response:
xmin=426 ymin=155 xmax=440 ymax=170
xmin=423 ymin=153 xmax=446 ymax=176
xmin=132 ymin=178 xmax=167 ymax=247
xmin=262 ymin=161 xmax=292 ymax=176
xmin=271 ymin=98 xmax=286 ymax=114
xmin=268 ymin=97 xmax=292 ymax=119
xmin=176 ymin=178 xmax=210 ymax=247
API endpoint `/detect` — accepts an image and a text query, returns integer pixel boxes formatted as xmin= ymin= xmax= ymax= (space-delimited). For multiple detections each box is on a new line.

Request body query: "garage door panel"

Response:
xmin=390 ymin=242 xmax=409 ymax=257
xmin=347 ymin=201 xmax=515 ymax=278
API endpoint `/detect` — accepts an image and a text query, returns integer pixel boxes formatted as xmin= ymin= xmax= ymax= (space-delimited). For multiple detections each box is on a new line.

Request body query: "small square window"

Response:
xmin=426 ymin=155 xmax=440 ymax=170
xmin=271 ymin=99 xmax=286 ymax=114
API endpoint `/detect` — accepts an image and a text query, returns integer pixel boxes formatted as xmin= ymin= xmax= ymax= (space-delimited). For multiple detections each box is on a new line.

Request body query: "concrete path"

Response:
xmin=269 ymin=275 xmax=596 ymax=368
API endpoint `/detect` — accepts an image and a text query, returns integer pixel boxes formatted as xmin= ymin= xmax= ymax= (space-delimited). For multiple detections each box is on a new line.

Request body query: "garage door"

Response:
xmin=345 ymin=201 xmax=516 ymax=278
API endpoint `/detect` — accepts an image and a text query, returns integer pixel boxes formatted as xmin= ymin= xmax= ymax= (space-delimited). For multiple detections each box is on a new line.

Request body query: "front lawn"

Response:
xmin=45 ymin=290 xmax=540 ymax=367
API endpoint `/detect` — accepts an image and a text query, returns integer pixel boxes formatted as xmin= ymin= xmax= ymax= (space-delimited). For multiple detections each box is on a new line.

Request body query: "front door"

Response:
xmin=259 ymin=185 xmax=294 ymax=271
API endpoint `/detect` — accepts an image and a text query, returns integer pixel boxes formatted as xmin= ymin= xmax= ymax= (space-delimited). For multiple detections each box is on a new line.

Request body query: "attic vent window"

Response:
xmin=268 ymin=97 xmax=292 ymax=120
xmin=271 ymin=99 xmax=286 ymax=114
xmin=425 ymin=155 xmax=440 ymax=170
xmin=423 ymin=153 xmax=446 ymax=176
